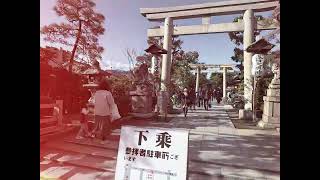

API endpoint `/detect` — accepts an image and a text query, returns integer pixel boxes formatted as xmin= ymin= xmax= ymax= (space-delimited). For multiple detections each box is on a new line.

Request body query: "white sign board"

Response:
xmin=252 ymin=54 xmax=265 ymax=77
xmin=115 ymin=125 xmax=189 ymax=180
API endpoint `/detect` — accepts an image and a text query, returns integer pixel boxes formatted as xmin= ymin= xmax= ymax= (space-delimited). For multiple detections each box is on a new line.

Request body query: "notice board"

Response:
xmin=115 ymin=125 xmax=189 ymax=180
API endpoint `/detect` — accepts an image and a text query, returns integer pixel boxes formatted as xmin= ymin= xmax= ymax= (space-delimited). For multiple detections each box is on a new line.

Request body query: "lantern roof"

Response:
xmin=144 ymin=43 xmax=167 ymax=55
xmin=246 ymin=38 xmax=275 ymax=54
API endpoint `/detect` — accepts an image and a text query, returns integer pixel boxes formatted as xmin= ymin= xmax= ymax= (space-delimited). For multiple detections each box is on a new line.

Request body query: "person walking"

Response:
xmin=189 ymin=88 xmax=196 ymax=111
xmin=212 ymin=88 xmax=216 ymax=101
xmin=91 ymin=80 xmax=115 ymax=143
xmin=182 ymin=88 xmax=190 ymax=118
xmin=198 ymin=88 xmax=203 ymax=107
xmin=203 ymin=87 xmax=209 ymax=110
xmin=215 ymin=87 xmax=223 ymax=104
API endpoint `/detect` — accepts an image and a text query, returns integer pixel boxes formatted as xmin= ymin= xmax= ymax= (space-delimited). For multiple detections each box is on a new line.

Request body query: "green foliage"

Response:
xmin=199 ymin=73 xmax=210 ymax=88
xmin=109 ymin=75 xmax=133 ymax=116
xmin=255 ymin=77 xmax=272 ymax=111
xmin=209 ymin=72 xmax=234 ymax=89
xmin=210 ymin=73 xmax=222 ymax=88
xmin=147 ymin=37 xmax=206 ymax=94
xmin=109 ymin=75 xmax=133 ymax=98
xmin=228 ymin=15 xmax=263 ymax=70
xmin=171 ymin=51 xmax=200 ymax=92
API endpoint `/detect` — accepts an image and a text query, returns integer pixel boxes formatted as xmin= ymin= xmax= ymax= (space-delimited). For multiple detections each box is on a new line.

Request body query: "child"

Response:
xmin=76 ymin=91 xmax=91 ymax=139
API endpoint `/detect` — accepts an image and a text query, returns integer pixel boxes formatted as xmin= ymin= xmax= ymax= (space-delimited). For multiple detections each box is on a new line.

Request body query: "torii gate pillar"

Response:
xmin=223 ymin=67 xmax=227 ymax=99
xmin=243 ymin=9 xmax=255 ymax=110
xmin=195 ymin=66 xmax=200 ymax=94
xmin=159 ymin=17 xmax=173 ymax=114
xmin=239 ymin=9 xmax=255 ymax=119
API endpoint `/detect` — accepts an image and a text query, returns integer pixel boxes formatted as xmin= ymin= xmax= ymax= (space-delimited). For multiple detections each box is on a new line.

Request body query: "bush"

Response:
xmin=109 ymin=75 xmax=133 ymax=116
xmin=255 ymin=76 xmax=272 ymax=111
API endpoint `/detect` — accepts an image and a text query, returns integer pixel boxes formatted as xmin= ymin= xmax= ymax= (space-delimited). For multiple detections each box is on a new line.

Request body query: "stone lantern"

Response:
xmin=81 ymin=65 xmax=111 ymax=115
xmin=246 ymin=37 xmax=279 ymax=129
xmin=144 ymin=43 xmax=169 ymax=119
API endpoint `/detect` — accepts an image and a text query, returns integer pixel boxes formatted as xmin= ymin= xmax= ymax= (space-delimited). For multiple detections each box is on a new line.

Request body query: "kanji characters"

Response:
xmin=132 ymin=148 xmax=139 ymax=156
xmin=125 ymin=147 xmax=131 ymax=155
xmin=125 ymin=146 xmax=178 ymax=160
xmin=135 ymin=130 xmax=149 ymax=146
xmin=156 ymin=132 xmax=172 ymax=148
xmin=147 ymin=150 xmax=154 ymax=157
xmin=140 ymin=149 xmax=146 ymax=157
xmin=162 ymin=152 xmax=169 ymax=160
xmin=154 ymin=151 xmax=161 ymax=159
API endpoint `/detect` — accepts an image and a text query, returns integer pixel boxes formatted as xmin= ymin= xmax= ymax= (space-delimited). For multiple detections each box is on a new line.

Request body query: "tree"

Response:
xmin=147 ymin=36 xmax=184 ymax=74
xmin=171 ymin=51 xmax=200 ymax=91
xmin=269 ymin=2 xmax=280 ymax=64
xmin=109 ymin=74 xmax=133 ymax=116
xmin=40 ymin=47 xmax=57 ymax=63
xmin=228 ymin=15 xmax=264 ymax=72
xmin=41 ymin=0 xmax=105 ymax=72
xmin=209 ymin=72 xmax=234 ymax=89
xmin=210 ymin=73 xmax=222 ymax=88
xmin=124 ymin=48 xmax=138 ymax=71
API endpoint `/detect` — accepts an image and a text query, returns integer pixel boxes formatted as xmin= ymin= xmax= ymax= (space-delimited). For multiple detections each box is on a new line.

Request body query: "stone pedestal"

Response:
xmin=239 ymin=109 xmax=253 ymax=120
xmin=129 ymin=85 xmax=155 ymax=119
xmin=158 ymin=91 xmax=168 ymax=115
xmin=222 ymin=97 xmax=228 ymax=105
xmin=258 ymin=80 xmax=280 ymax=129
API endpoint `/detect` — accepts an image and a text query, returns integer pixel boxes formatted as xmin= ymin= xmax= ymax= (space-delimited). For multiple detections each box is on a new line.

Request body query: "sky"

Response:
xmin=40 ymin=0 xmax=273 ymax=71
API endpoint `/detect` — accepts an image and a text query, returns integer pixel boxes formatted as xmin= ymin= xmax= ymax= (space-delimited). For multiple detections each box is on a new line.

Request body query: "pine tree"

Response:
xmin=41 ymin=0 xmax=105 ymax=72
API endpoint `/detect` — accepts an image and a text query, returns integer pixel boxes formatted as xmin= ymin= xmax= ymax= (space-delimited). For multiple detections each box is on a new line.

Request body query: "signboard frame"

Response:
xmin=115 ymin=125 xmax=189 ymax=180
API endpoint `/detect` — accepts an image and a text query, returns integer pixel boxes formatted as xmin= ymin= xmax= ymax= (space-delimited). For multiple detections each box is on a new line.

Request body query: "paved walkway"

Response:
xmin=40 ymin=103 xmax=280 ymax=180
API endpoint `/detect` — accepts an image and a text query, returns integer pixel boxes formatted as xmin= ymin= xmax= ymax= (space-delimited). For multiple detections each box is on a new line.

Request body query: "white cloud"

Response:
xmin=101 ymin=60 xmax=130 ymax=71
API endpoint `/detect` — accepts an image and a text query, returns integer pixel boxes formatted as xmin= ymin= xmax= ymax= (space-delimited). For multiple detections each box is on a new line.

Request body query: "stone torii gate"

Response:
xmin=140 ymin=0 xmax=279 ymax=114
xmin=190 ymin=64 xmax=236 ymax=99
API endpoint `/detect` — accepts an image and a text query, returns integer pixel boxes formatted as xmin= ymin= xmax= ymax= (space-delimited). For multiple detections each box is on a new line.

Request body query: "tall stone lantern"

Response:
xmin=246 ymin=37 xmax=279 ymax=129
xmin=144 ymin=43 xmax=168 ymax=120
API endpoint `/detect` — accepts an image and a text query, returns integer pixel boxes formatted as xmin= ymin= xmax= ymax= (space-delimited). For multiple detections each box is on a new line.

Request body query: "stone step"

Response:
xmin=40 ymin=126 xmax=62 ymax=136
xmin=40 ymin=159 xmax=108 ymax=180
xmin=43 ymin=140 xmax=118 ymax=159
xmin=40 ymin=117 xmax=56 ymax=124
xmin=40 ymin=126 xmax=76 ymax=144
xmin=64 ymin=137 xmax=119 ymax=150
xmin=41 ymin=148 xmax=117 ymax=172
